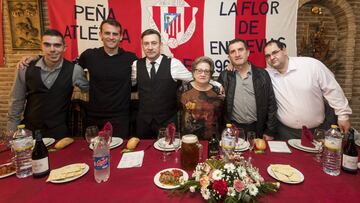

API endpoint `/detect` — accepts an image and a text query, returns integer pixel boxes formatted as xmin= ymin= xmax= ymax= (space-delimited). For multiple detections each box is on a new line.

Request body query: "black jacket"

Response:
xmin=218 ymin=64 xmax=278 ymax=137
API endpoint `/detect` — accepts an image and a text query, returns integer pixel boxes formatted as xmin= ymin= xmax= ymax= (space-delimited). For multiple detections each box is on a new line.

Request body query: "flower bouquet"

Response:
xmin=173 ymin=157 xmax=279 ymax=203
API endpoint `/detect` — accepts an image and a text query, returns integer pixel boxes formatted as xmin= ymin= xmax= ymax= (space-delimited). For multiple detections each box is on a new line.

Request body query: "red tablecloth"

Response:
xmin=0 ymin=140 xmax=359 ymax=203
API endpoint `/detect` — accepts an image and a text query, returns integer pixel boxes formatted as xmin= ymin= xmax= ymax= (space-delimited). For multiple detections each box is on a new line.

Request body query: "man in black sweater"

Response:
xmin=218 ymin=39 xmax=278 ymax=140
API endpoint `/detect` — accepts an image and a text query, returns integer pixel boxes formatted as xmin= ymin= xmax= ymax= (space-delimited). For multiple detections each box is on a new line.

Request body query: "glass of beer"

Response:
xmin=181 ymin=134 xmax=202 ymax=171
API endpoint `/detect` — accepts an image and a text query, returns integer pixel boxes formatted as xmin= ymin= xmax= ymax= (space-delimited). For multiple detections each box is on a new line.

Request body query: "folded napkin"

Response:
xmin=101 ymin=121 xmax=113 ymax=136
xmin=166 ymin=123 xmax=176 ymax=145
xmin=117 ymin=150 xmax=144 ymax=169
xmin=301 ymin=126 xmax=315 ymax=147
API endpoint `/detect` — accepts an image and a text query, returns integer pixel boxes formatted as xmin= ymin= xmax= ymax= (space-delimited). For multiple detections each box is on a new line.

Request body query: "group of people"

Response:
xmin=7 ymin=19 xmax=352 ymax=141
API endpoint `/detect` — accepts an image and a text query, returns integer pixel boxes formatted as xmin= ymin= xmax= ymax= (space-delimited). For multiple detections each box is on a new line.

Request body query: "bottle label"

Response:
xmin=94 ymin=155 xmax=110 ymax=170
xmin=32 ymin=157 xmax=49 ymax=173
xmin=324 ymin=137 xmax=341 ymax=152
xmin=342 ymin=154 xmax=358 ymax=170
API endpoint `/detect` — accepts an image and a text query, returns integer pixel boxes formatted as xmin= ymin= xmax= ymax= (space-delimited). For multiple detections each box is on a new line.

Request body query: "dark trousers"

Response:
xmin=87 ymin=115 xmax=130 ymax=139
xmin=277 ymin=122 xmax=316 ymax=141
xmin=136 ymin=114 xmax=177 ymax=139
xmin=231 ymin=121 xmax=258 ymax=138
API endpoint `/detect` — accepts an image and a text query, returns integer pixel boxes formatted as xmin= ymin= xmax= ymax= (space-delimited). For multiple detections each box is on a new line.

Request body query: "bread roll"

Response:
xmin=126 ymin=137 xmax=140 ymax=150
xmin=54 ymin=137 xmax=74 ymax=149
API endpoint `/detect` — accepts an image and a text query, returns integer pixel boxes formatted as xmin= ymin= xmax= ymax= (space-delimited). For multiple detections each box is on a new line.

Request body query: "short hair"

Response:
xmin=100 ymin=19 xmax=122 ymax=33
xmin=43 ymin=29 xmax=65 ymax=44
xmin=191 ymin=56 xmax=215 ymax=76
xmin=227 ymin=39 xmax=248 ymax=54
xmin=264 ymin=39 xmax=287 ymax=50
xmin=141 ymin=29 xmax=161 ymax=42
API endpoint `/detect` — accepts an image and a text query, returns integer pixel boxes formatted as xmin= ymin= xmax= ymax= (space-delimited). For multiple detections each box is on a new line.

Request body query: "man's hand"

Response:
xmin=16 ymin=56 xmax=39 ymax=70
xmin=225 ymin=63 xmax=236 ymax=71
xmin=338 ymin=119 xmax=351 ymax=134
xmin=263 ymin=134 xmax=274 ymax=141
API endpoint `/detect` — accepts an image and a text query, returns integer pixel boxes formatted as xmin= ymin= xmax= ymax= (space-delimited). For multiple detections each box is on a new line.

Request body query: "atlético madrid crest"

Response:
xmin=148 ymin=0 xmax=198 ymax=50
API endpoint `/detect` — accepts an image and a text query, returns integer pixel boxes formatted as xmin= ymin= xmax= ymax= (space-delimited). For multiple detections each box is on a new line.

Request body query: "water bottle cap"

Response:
xmin=226 ymin=124 xmax=232 ymax=128
xmin=331 ymin=124 xmax=338 ymax=129
xmin=17 ymin=124 xmax=25 ymax=129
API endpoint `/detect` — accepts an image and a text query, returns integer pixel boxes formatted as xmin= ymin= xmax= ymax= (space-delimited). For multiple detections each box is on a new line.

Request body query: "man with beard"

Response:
xmin=8 ymin=29 xmax=89 ymax=139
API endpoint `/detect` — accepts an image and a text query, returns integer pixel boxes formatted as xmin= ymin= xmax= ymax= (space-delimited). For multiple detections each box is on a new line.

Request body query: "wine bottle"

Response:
xmin=341 ymin=128 xmax=358 ymax=174
xmin=208 ymin=123 xmax=220 ymax=158
xmin=32 ymin=130 xmax=50 ymax=178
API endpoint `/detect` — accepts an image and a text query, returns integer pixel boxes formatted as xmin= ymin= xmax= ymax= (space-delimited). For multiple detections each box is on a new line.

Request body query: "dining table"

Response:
xmin=0 ymin=139 xmax=359 ymax=203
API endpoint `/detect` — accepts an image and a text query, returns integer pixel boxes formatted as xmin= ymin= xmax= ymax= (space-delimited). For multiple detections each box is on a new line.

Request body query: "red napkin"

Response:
xmin=301 ymin=126 xmax=315 ymax=147
xmin=166 ymin=123 xmax=176 ymax=145
xmin=232 ymin=125 xmax=239 ymax=143
xmin=100 ymin=121 xmax=113 ymax=137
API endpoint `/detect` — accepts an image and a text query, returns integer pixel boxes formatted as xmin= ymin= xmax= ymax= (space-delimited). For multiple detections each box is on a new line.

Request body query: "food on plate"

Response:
xmin=255 ymin=139 xmax=267 ymax=151
xmin=270 ymin=164 xmax=301 ymax=182
xmin=46 ymin=163 xmax=87 ymax=182
xmin=159 ymin=169 xmax=184 ymax=186
xmin=0 ymin=163 xmax=15 ymax=176
xmin=127 ymin=137 xmax=140 ymax=150
xmin=54 ymin=137 xmax=74 ymax=149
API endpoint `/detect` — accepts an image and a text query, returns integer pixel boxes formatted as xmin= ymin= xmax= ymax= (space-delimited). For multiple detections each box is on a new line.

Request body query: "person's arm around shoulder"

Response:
xmin=170 ymin=57 xmax=192 ymax=82
xmin=72 ymin=64 xmax=89 ymax=92
xmin=16 ymin=55 xmax=40 ymax=70
xmin=7 ymin=68 xmax=27 ymax=131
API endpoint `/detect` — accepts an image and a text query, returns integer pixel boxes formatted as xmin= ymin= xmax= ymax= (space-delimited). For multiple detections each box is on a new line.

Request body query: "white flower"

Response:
xmin=248 ymin=184 xmax=259 ymax=196
xmin=190 ymin=186 xmax=197 ymax=193
xmin=212 ymin=169 xmax=223 ymax=180
xmin=237 ymin=167 xmax=247 ymax=178
xmin=200 ymin=188 xmax=211 ymax=200
xmin=224 ymin=163 xmax=236 ymax=173
xmin=227 ymin=187 xmax=236 ymax=197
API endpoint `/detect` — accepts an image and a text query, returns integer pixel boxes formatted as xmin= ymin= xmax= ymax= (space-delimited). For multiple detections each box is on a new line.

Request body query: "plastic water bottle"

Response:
xmin=221 ymin=124 xmax=235 ymax=162
xmin=322 ymin=125 xmax=343 ymax=176
xmin=93 ymin=135 xmax=110 ymax=183
xmin=12 ymin=124 xmax=33 ymax=178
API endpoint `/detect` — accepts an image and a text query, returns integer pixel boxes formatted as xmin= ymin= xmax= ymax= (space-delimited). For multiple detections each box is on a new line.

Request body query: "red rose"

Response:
xmin=212 ymin=180 xmax=228 ymax=196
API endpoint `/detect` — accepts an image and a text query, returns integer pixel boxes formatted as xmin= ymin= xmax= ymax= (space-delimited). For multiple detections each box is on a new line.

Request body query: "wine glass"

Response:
xmin=173 ymin=132 xmax=181 ymax=163
xmin=85 ymin=126 xmax=99 ymax=148
xmin=313 ymin=128 xmax=326 ymax=163
xmin=247 ymin=131 xmax=256 ymax=164
xmin=157 ymin=128 xmax=170 ymax=162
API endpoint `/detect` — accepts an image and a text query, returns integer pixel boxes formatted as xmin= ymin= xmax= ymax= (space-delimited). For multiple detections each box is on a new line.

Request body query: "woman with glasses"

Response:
xmin=179 ymin=56 xmax=224 ymax=140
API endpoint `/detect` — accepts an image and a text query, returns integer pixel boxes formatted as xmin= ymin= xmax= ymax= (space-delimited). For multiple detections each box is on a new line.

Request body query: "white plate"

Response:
xmin=288 ymin=139 xmax=318 ymax=153
xmin=219 ymin=139 xmax=250 ymax=152
xmin=355 ymin=140 xmax=360 ymax=147
xmin=50 ymin=163 xmax=89 ymax=184
xmin=267 ymin=165 xmax=304 ymax=184
xmin=0 ymin=163 xmax=16 ymax=179
xmin=154 ymin=168 xmax=189 ymax=189
xmin=89 ymin=137 xmax=123 ymax=150
xmin=32 ymin=138 xmax=56 ymax=148
xmin=153 ymin=138 xmax=180 ymax=152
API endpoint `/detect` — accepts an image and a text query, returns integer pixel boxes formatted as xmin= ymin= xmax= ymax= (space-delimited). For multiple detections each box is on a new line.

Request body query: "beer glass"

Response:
xmin=181 ymin=134 xmax=202 ymax=171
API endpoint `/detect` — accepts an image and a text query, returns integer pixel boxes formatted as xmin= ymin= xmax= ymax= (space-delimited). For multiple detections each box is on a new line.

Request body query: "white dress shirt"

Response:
xmin=266 ymin=57 xmax=352 ymax=129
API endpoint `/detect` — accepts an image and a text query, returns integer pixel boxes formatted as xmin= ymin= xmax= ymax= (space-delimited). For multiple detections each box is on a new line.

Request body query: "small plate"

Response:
xmin=0 ymin=163 xmax=16 ymax=179
xmin=288 ymin=139 xmax=318 ymax=153
xmin=153 ymin=138 xmax=180 ymax=152
xmin=154 ymin=168 xmax=189 ymax=189
xmin=89 ymin=137 xmax=123 ymax=150
xmin=267 ymin=165 xmax=304 ymax=184
xmin=50 ymin=163 xmax=89 ymax=183
xmin=219 ymin=139 xmax=250 ymax=152
xmin=355 ymin=140 xmax=360 ymax=147
xmin=33 ymin=138 xmax=56 ymax=148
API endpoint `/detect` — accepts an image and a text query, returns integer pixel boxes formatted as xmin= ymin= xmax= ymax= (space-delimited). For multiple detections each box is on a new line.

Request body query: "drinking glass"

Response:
xmin=247 ymin=131 xmax=256 ymax=163
xmin=85 ymin=126 xmax=99 ymax=147
xmin=235 ymin=128 xmax=246 ymax=147
xmin=173 ymin=132 xmax=181 ymax=163
xmin=157 ymin=128 xmax=170 ymax=162
xmin=313 ymin=128 xmax=326 ymax=163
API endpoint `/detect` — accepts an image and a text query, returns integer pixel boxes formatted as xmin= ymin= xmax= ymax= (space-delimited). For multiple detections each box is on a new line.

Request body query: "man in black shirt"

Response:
xmin=78 ymin=19 xmax=137 ymax=138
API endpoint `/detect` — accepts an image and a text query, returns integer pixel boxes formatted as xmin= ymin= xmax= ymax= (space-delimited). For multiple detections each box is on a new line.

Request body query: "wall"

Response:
xmin=0 ymin=0 xmax=359 ymax=131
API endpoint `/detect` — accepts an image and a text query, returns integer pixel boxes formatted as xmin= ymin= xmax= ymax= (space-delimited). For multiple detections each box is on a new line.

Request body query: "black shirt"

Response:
xmin=78 ymin=47 xmax=137 ymax=118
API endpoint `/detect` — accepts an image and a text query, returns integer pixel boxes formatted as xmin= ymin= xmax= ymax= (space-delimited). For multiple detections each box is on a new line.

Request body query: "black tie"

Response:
xmin=150 ymin=62 xmax=156 ymax=81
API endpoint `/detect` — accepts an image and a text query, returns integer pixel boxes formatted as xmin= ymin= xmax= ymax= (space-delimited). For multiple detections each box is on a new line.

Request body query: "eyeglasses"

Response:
xmin=194 ymin=69 xmax=211 ymax=75
xmin=264 ymin=49 xmax=281 ymax=59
